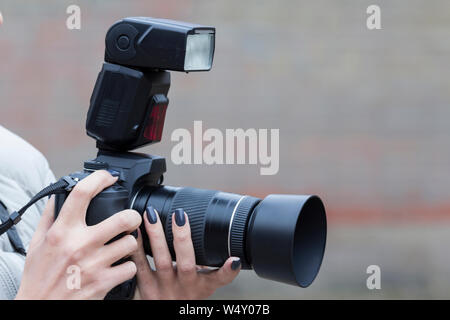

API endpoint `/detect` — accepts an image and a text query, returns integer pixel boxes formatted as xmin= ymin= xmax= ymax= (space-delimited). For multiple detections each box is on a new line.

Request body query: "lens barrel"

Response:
xmin=132 ymin=185 xmax=326 ymax=287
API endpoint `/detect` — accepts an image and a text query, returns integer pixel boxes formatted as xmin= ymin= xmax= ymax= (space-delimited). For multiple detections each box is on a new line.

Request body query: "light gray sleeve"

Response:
xmin=0 ymin=126 xmax=56 ymax=299
xmin=0 ymin=252 xmax=25 ymax=299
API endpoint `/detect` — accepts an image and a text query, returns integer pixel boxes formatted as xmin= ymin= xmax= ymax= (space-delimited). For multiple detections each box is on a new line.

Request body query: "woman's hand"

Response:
xmin=132 ymin=207 xmax=241 ymax=300
xmin=16 ymin=170 xmax=142 ymax=300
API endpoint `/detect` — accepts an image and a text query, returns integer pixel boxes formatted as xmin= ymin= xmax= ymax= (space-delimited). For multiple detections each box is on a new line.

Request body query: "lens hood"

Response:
xmin=247 ymin=195 xmax=327 ymax=287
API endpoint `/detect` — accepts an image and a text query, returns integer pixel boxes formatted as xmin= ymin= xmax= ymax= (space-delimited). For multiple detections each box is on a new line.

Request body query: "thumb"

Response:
xmin=203 ymin=256 xmax=241 ymax=286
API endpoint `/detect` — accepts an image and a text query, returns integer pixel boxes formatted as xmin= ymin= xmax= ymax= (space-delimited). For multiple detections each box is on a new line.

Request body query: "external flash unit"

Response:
xmin=86 ymin=18 xmax=216 ymax=151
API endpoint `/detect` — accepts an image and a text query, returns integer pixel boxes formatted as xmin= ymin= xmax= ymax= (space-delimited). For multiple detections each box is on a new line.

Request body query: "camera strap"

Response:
xmin=0 ymin=201 xmax=26 ymax=256
xmin=0 ymin=176 xmax=78 ymax=238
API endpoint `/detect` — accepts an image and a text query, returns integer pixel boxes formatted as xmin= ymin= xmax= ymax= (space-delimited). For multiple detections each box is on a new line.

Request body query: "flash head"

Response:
xmin=105 ymin=17 xmax=215 ymax=72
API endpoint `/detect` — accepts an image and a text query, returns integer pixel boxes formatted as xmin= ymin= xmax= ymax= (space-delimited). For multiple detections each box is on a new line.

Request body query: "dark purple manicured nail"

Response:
xmin=146 ymin=205 xmax=157 ymax=224
xmin=231 ymin=258 xmax=241 ymax=271
xmin=174 ymin=208 xmax=185 ymax=227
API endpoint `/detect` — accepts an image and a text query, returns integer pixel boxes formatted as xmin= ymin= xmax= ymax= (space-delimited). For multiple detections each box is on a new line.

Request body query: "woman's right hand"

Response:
xmin=15 ymin=170 xmax=142 ymax=300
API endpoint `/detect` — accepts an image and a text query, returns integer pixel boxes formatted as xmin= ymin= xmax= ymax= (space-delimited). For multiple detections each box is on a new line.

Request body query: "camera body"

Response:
xmin=54 ymin=152 xmax=166 ymax=299
xmin=54 ymin=152 xmax=166 ymax=220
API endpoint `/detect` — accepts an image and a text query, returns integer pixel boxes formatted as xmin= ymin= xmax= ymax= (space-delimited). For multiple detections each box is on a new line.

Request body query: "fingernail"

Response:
xmin=174 ymin=208 xmax=185 ymax=227
xmin=131 ymin=230 xmax=138 ymax=239
xmin=107 ymin=169 xmax=120 ymax=177
xmin=231 ymin=258 xmax=241 ymax=271
xmin=146 ymin=205 xmax=157 ymax=224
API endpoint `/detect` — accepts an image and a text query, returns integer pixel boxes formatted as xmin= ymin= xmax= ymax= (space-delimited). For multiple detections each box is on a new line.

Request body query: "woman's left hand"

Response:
xmin=132 ymin=206 xmax=241 ymax=300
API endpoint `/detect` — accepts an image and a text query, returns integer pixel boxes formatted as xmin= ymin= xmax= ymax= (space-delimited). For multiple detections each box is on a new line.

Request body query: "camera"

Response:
xmin=54 ymin=17 xmax=327 ymax=299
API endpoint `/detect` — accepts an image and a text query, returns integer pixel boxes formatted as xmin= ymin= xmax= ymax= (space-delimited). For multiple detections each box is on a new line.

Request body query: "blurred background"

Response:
xmin=1 ymin=0 xmax=450 ymax=299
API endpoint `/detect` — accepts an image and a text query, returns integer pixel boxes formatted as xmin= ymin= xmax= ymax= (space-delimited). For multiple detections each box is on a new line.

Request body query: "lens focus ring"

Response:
xmin=164 ymin=187 xmax=216 ymax=265
xmin=229 ymin=196 xmax=260 ymax=268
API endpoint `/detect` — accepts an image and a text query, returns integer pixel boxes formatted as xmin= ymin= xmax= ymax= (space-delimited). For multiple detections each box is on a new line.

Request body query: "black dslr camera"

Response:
xmin=55 ymin=17 xmax=327 ymax=299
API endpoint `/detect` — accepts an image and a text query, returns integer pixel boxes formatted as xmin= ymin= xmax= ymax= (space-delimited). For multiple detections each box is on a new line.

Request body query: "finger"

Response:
xmin=143 ymin=205 xmax=174 ymax=279
xmin=88 ymin=209 xmax=142 ymax=245
xmin=203 ymin=257 xmax=241 ymax=287
xmin=57 ymin=170 xmax=117 ymax=224
xmin=100 ymin=260 xmax=137 ymax=294
xmin=99 ymin=234 xmax=138 ymax=267
xmin=172 ymin=208 xmax=197 ymax=283
xmin=132 ymin=229 xmax=158 ymax=292
xmin=29 ymin=196 xmax=55 ymax=250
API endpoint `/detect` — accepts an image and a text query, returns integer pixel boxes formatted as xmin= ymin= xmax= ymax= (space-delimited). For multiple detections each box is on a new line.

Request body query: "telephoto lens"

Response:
xmin=132 ymin=186 xmax=327 ymax=287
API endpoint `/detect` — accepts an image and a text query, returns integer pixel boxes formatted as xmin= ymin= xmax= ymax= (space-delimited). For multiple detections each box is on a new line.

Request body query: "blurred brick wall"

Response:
xmin=1 ymin=0 xmax=450 ymax=298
